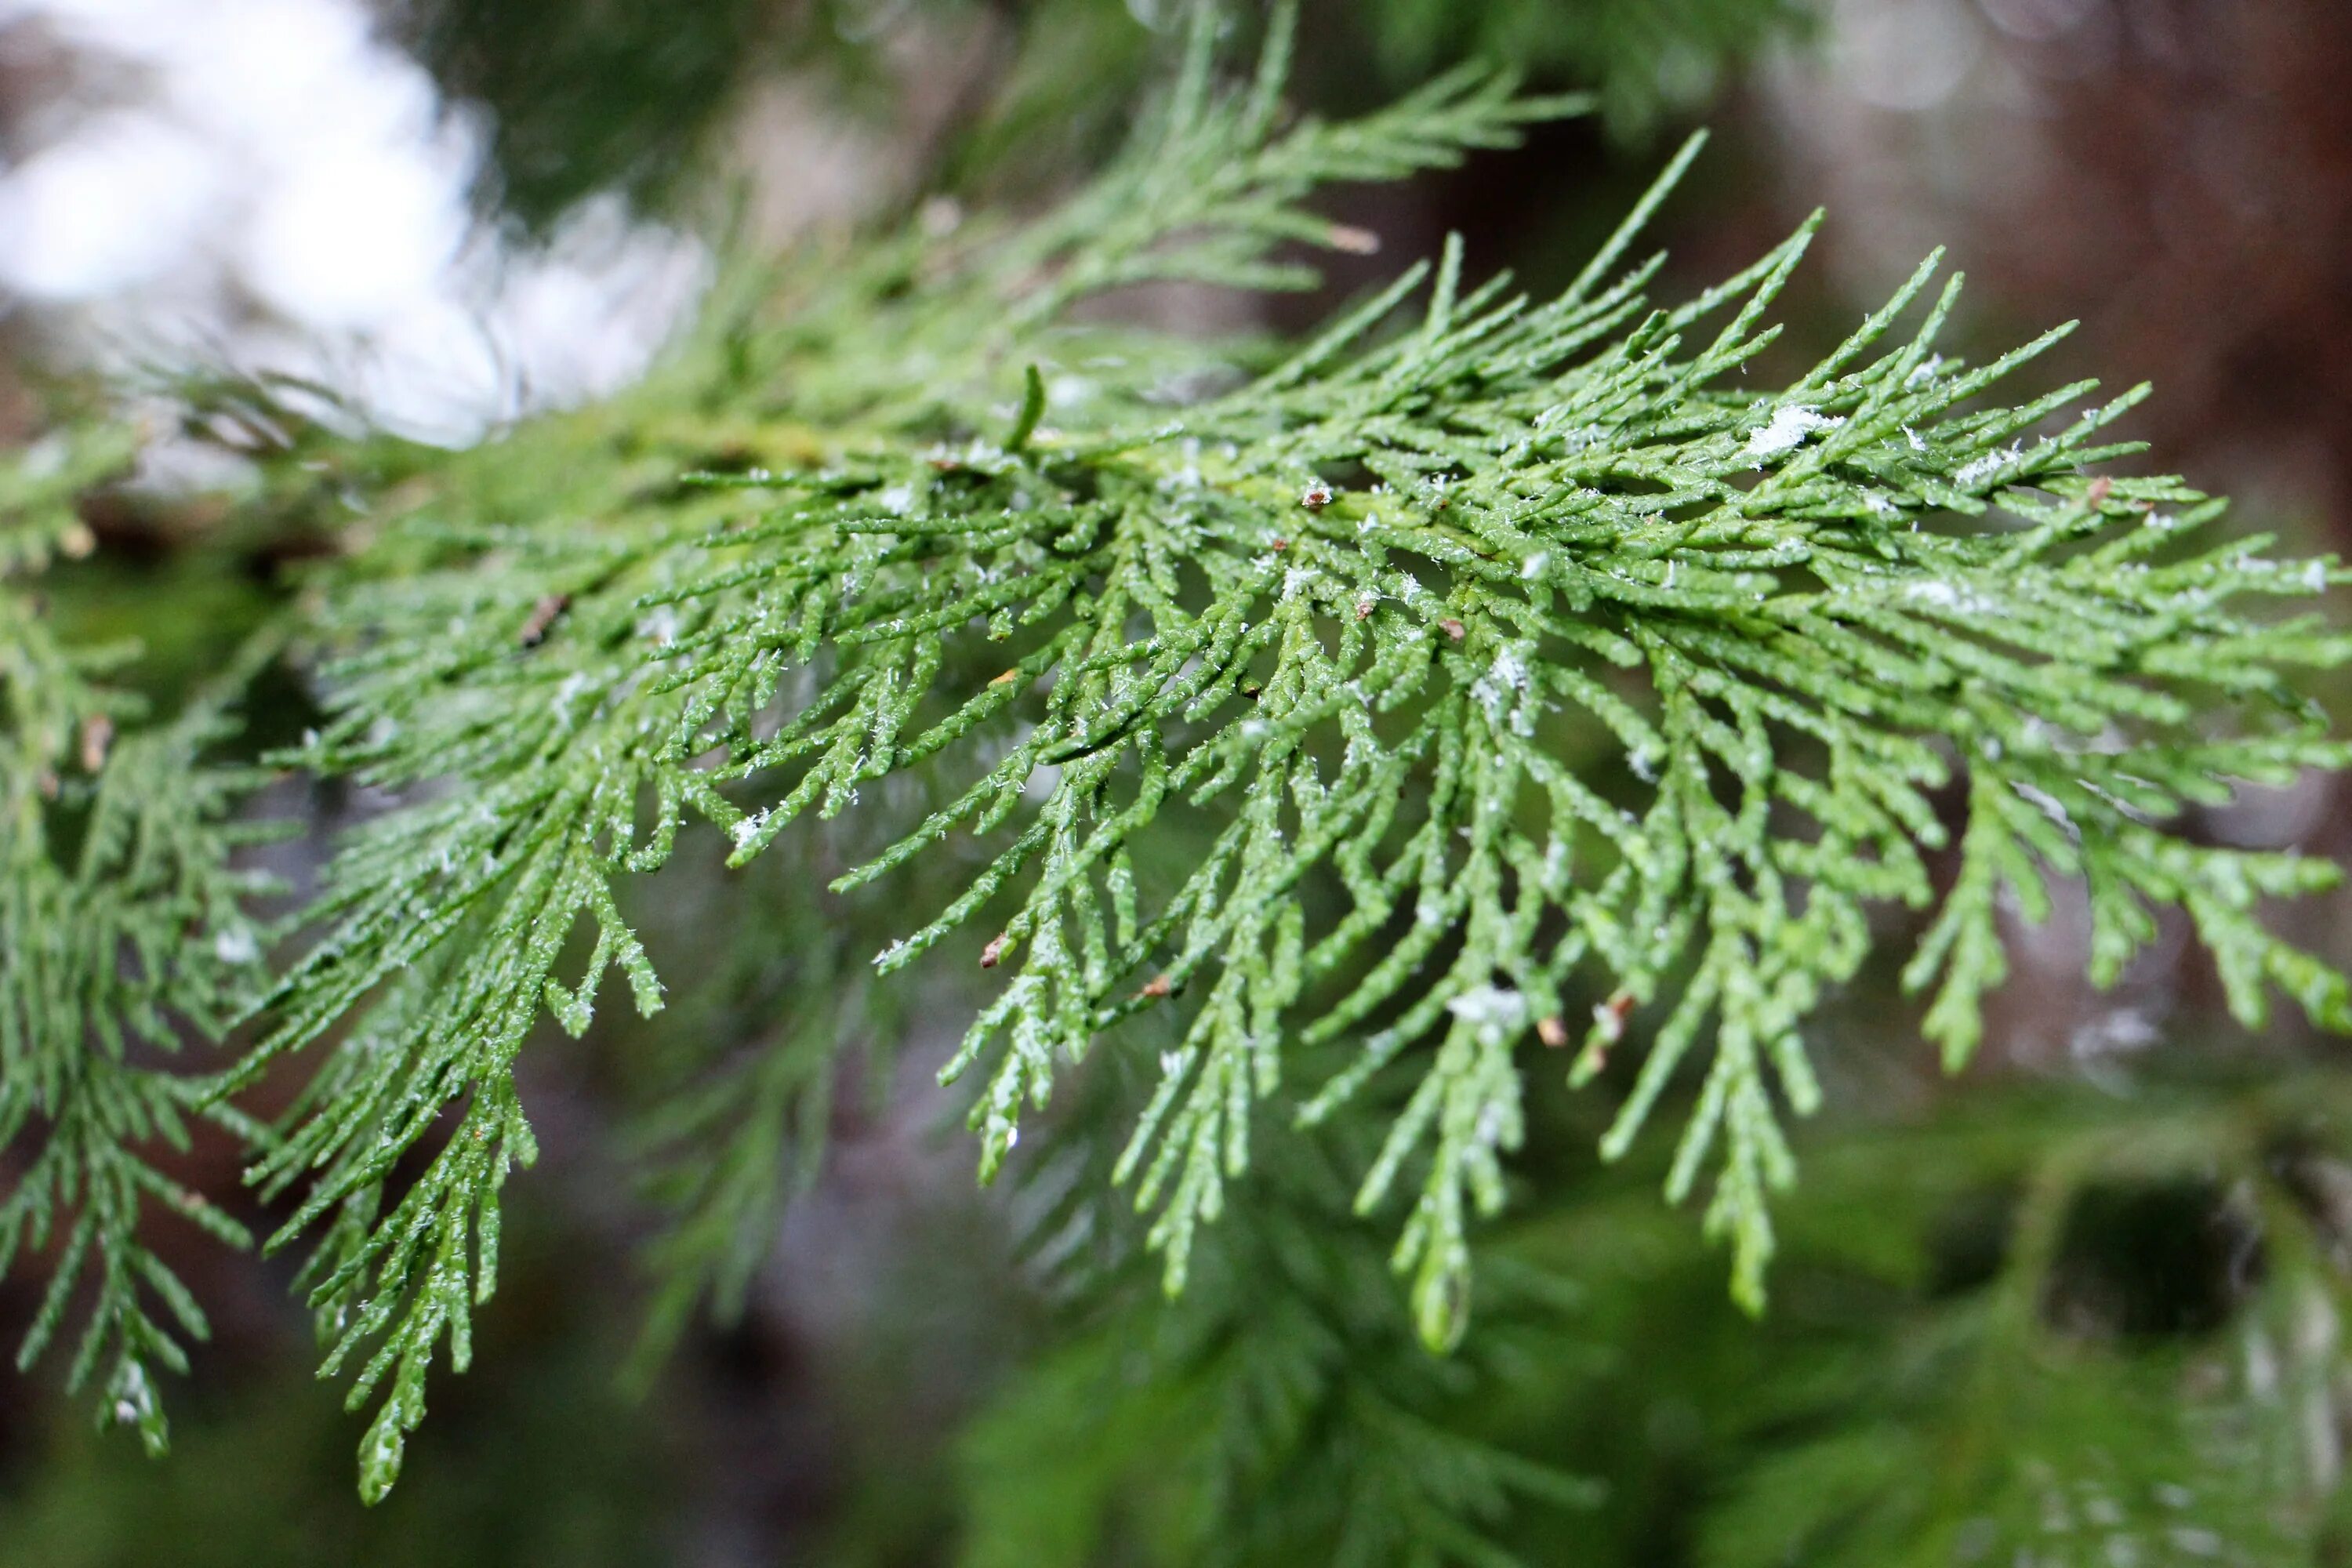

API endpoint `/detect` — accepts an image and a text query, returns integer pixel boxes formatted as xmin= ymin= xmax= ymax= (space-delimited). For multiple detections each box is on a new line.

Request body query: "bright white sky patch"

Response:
xmin=0 ymin=0 xmax=709 ymax=443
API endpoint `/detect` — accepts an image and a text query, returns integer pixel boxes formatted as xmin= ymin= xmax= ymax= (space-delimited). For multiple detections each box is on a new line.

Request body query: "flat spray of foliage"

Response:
xmin=3 ymin=5 xmax=2349 ymax=1513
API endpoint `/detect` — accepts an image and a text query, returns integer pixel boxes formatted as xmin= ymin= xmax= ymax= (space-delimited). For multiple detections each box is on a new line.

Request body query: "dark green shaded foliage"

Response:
xmin=0 ymin=1192 xmax=681 ymax=1568
xmin=390 ymin=0 xmax=1806 ymax=230
xmin=1 ymin=430 xmax=281 ymax=1456
xmin=394 ymin=0 xmax=779 ymax=228
xmin=1683 ymin=1084 xmax=2352 ymax=1568
xmin=1352 ymin=0 xmax=1809 ymax=132
xmin=946 ymin=1076 xmax=2352 ymax=1566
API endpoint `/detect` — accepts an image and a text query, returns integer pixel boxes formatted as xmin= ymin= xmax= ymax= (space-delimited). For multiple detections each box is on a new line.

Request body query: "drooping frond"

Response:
xmin=1 ymin=430 xmax=279 ymax=1453
xmin=960 ymin=1097 xmax=1597 ymax=1568
xmin=619 ymin=849 xmax=899 ymax=1382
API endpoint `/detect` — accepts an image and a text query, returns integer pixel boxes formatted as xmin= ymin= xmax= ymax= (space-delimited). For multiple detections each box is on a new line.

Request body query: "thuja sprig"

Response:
xmin=2 ymin=437 xmax=281 ymax=1452
xmin=235 ymin=9 xmax=2349 ymax=1492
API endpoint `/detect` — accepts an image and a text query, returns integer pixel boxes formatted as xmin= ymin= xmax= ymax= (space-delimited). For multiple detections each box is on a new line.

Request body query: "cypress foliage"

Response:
xmin=2 ymin=426 xmax=281 ymax=1456
xmin=2 ymin=5 xmax=2347 ymax=1538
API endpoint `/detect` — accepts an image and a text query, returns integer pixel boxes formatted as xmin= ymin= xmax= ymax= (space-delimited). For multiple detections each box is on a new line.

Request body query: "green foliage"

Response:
xmin=395 ymin=0 xmax=1805 ymax=229
xmin=0 ymin=1192 xmax=684 ymax=1568
xmin=0 ymin=430 xmax=278 ymax=1457
xmin=183 ymin=9 xmax=2351 ymax=1497
xmin=228 ymin=14 xmax=1583 ymax=1500
xmin=3 ymin=5 xmax=2350 ymax=1541
xmin=619 ymin=844 xmax=902 ymax=1382
xmin=1356 ymin=0 xmax=1808 ymax=130
xmin=1687 ymin=1087 xmax=2352 ymax=1568
xmin=946 ymin=1076 xmax=2352 ymax=1568
xmin=958 ymin=1063 xmax=1600 ymax=1568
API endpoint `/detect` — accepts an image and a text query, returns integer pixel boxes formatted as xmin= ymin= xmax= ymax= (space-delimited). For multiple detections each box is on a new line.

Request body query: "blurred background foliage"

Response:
xmin=6 ymin=0 xmax=2352 ymax=1563
xmin=387 ymin=0 xmax=1805 ymax=227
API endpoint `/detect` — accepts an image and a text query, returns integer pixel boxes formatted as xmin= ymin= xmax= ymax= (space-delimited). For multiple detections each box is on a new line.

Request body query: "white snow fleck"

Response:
xmin=213 ymin=925 xmax=259 ymax=965
xmin=1741 ymin=405 xmax=1840 ymax=466
xmin=1487 ymin=648 xmax=1529 ymax=693
xmin=1470 ymin=645 xmax=1537 ymax=736
xmin=1903 ymin=579 xmax=1995 ymax=615
xmin=1446 ymin=984 xmax=1526 ymax=1037
xmin=1955 ymin=443 xmax=2023 ymax=488
xmin=111 ymin=1360 xmax=154 ymax=1428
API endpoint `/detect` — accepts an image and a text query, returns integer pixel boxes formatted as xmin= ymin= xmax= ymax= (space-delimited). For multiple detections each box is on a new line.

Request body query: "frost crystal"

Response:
xmin=1470 ymin=646 xmax=1537 ymax=736
xmin=1446 ymin=985 xmax=1527 ymax=1038
xmin=110 ymin=1360 xmax=154 ymax=1428
xmin=1741 ymin=405 xmax=1839 ymax=466
xmin=1954 ymin=443 xmax=2024 ymax=488
xmin=1903 ymin=579 xmax=1994 ymax=615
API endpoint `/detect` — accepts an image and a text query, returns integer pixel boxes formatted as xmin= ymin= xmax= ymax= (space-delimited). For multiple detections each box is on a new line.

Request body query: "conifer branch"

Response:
xmin=216 ymin=15 xmax=2352 ymax=1492
xmin=2 ymin=433 xmax=279 ymax=1453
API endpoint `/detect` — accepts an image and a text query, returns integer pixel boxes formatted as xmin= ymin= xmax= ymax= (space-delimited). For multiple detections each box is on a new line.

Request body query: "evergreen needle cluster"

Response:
xmin=2 ymin=427 xmax=278 ymax=1456
xmin=3 ymin=4 xmax=2347 ymax=1519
